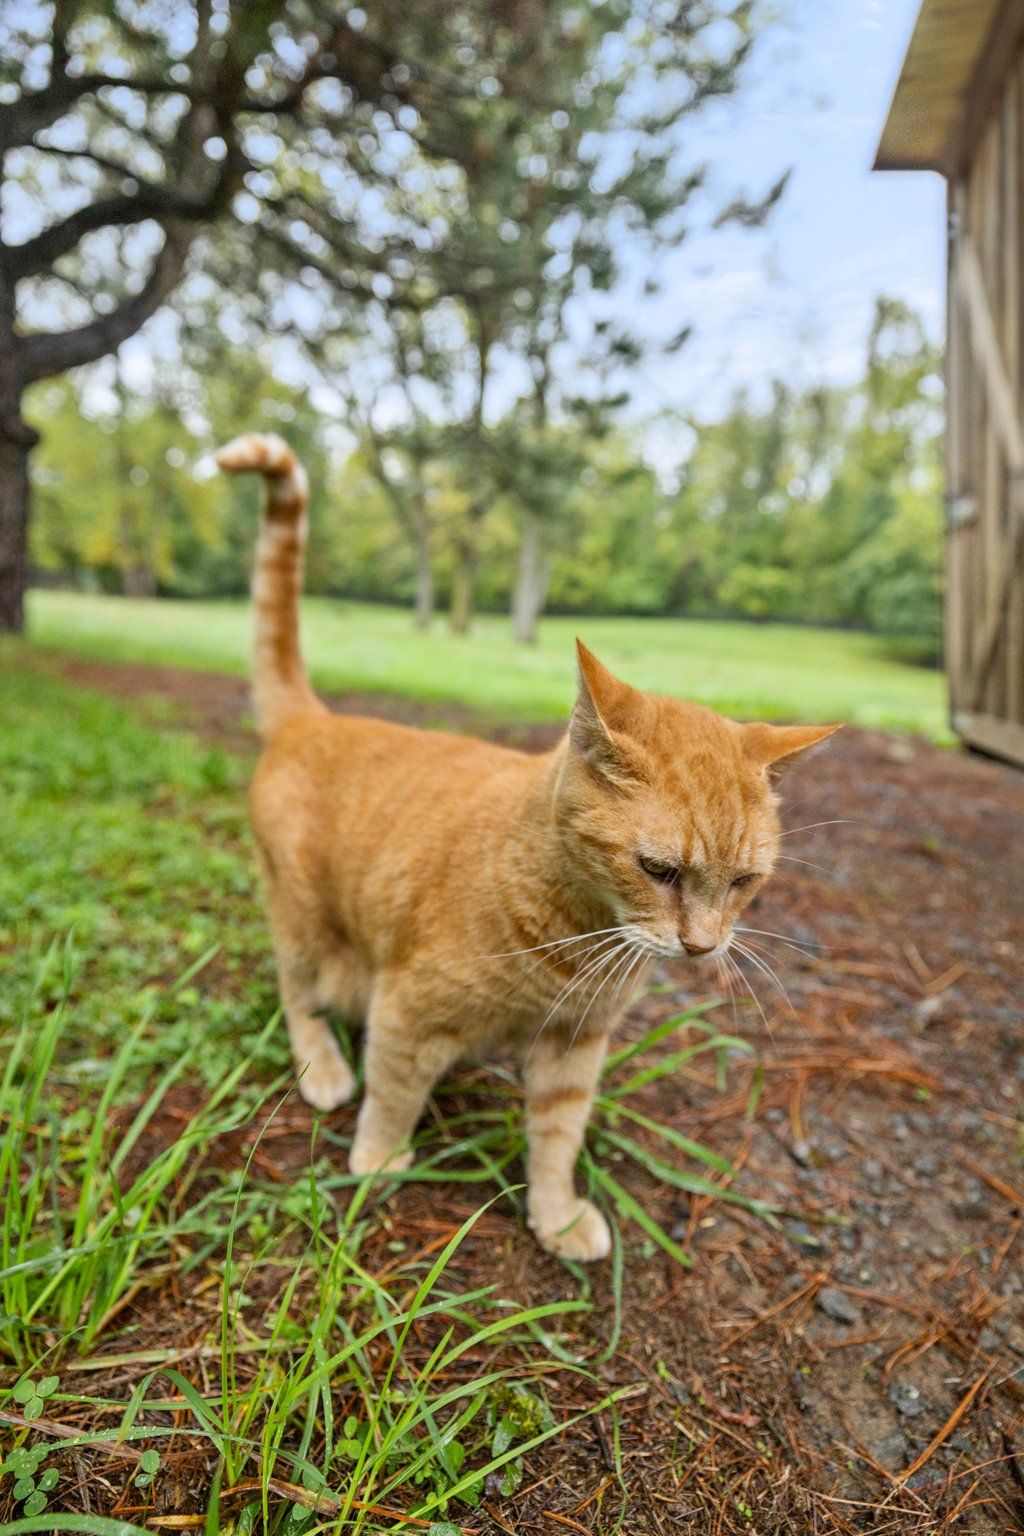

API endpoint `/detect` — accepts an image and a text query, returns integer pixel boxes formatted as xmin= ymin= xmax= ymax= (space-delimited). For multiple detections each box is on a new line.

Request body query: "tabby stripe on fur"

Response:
xmin=215 ymin=432 xmax=323 ymax=740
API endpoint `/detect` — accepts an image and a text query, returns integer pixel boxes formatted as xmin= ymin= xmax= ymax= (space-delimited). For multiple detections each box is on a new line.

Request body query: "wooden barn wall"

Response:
xmin=947 ymin=46 xmax=1024 ymax=766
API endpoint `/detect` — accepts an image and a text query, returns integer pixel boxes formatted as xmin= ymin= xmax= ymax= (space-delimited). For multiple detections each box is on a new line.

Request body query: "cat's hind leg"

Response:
xmin=313 ymin=945 xmax=371 ymax=1025
xmin=259 ymin=853 xmax=360 ymax=1111
xmin=349 ymin=986 xmax=458 ymax=1176
xmin=277 ymin=951 xmax=356 ymax=1112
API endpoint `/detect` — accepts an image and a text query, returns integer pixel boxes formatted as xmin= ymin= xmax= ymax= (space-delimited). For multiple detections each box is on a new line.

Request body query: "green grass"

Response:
xmin=28 ymin=588 xmax=951 ymax=738
xmin=0 ymin=652 xmax=270 ymax=1076
xmin=1 ymin=962 xmax=608 ymax=1530
xmin=0 ymin=654 xmax=769 ymax=1530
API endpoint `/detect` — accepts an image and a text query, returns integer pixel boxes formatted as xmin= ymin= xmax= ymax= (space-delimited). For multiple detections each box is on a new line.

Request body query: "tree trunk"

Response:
xmin=117 ymin=483 xmax=157 ymax=598
xmin=114 ymin=361 xmax=156 ymax=600
xmin=0 ymin=394 xmax=36 ymax=635
xmin=449 ymin=541 xmax=476 ymax=636
xmin=413 ymin=535 xmax=434 ymax=630
xmin=122 ymin=563 xmax=157 ymax=598
xmin=511 ymin=512 xmax=549 ymax=644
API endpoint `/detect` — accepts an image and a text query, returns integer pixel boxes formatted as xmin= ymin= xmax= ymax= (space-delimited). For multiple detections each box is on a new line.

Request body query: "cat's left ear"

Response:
xmin=569 ymin=641 xmax=642 ymax=779
xmin=742 ymin=722 xmax=840 ymax=778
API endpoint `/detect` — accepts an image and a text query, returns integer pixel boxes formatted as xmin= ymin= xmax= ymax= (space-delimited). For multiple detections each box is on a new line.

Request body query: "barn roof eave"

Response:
xmin=874 ymin=0 xmax=1022 ymax=178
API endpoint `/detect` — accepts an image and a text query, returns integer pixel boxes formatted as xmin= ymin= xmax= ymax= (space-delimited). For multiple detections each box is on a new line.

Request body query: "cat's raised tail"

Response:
xmin=215 ymin=432 xmax=324 ymax=741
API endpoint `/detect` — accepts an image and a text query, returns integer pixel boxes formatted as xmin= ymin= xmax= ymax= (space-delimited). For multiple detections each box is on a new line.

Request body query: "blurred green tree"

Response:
xmin=2 ymin=0 xmax=775 ymax=634
xmin=175 ymin=1 xmax=780 ymax=638
xmin=31 ymin=372 xmax=216 ymax=595
xmin=28 ymin=295 xmax=943 ymax=659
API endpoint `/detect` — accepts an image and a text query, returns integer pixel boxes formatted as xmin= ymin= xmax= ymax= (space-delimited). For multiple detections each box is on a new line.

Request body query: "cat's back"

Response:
xmin=250 ymin=706 xmax=536 ymax=840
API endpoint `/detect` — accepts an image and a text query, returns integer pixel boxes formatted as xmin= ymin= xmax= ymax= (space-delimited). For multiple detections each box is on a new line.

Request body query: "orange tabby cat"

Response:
xmin=216 ymin=431 xmax=837 ymax=1261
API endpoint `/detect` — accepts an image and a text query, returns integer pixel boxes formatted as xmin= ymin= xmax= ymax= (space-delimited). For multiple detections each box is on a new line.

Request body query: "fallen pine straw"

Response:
xmin=144 ymin=1479 xmax=478 ymax=1530
xmin=722 ymin=1270 xmax=827 ymax=1344
xmin=893 ymin=1370 xmax=991 ymax=1488
xmin=960 ymin=1153 xmax=1024 ymax=1211
xmin=0 ymin=1409 xmax=143 ymax=1460
xmin=540 ymin=1509 xmax=591 ymax=1534
xmin=0 ymin=1412 xmax=473 ymax=1530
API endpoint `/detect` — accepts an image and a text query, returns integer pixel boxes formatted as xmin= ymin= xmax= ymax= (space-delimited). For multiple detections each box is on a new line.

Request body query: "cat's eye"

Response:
xmin=731 ymin=873 xmax=757 ymax=889
xmin=639 ymin=855 xmax=680 ymax=884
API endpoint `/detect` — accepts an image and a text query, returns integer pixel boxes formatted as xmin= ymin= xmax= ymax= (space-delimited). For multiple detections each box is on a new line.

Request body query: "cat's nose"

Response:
xmin=682 ymin=941 xmax=716 ymax=957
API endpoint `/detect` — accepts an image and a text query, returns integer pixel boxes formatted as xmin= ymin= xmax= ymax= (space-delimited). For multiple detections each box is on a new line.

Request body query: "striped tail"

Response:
xmin=215 ymin=432 xmax=324 ymax=741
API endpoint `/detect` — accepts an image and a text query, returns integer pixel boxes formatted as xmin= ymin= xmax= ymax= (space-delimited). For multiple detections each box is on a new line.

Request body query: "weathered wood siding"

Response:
xmin=946 ymin=46 xmax=1024 ymax=766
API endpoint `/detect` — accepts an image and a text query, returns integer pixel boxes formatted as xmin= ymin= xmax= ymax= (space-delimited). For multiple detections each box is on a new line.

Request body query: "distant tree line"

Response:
xmin=30 ymin=296 xmax=943 ymax=659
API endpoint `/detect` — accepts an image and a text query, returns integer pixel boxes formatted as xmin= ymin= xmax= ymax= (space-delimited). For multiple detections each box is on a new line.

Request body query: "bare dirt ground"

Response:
xmin=43 ymin=656 xmax=1024 ymax=1532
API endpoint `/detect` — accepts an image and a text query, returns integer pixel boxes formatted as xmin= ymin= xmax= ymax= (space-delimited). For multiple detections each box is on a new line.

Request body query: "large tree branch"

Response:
xmin=15 ymin=220 xmax=193 ymax=382
xmin=0 ymin=75 xmax=197 ymax=154
xmin=33 ymin=141 xmax=155 ymax=183
xmin=0 ymin=0 xmax=261 ymax=155
xmin=8 ymin=146 xmax=246 ymax=280
xmin=11 ymin=188 xmax=195 ymax=280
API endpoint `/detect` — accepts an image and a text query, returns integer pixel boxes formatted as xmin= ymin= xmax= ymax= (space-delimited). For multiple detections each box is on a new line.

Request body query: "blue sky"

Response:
xmin=632 ymin=0 xmax=944 ymax=428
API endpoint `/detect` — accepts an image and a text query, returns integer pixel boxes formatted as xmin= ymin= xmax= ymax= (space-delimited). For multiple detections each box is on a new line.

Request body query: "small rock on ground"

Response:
xmin=816 ymin=1286 xmax=859 ymax=1325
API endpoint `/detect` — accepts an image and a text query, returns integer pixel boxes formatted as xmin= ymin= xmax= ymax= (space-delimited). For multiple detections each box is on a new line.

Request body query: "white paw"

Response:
xmin=298 ymin=1047 xmax=355 ymax=1112
xmin=349 ymin=1139 xmax=414 ymax=1178
xmin=530 ymin=1200 xmax=611 ymax=1262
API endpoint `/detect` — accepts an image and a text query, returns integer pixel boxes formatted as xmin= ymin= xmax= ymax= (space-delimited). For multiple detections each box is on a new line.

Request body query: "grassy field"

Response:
xmin=28 ymin=589 xmax=951 ymax=738
xmin=0 ymin=652 xmax=765 ymax=1530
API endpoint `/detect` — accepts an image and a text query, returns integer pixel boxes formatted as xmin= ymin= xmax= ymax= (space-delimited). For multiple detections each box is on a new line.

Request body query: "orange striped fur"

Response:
xmin=216 ymin=432 xmax=322 ymax=739
xmin=217 ymin=433 xmax=838 ymax=1260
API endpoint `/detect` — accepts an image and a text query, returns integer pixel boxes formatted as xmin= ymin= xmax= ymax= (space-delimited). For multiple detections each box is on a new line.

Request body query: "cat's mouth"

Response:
xmin=626 ymin=928 xmax=733 ymax=963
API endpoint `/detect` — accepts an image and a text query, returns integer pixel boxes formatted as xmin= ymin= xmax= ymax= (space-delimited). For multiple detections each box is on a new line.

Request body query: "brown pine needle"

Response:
xmin=961 ymin=1154 xmax=1024 ymax=1210
xmin=894 ymin=1370 xmax=990 ymax=1486
xmin=541 ymin=1510 xmax=592 ymax=1534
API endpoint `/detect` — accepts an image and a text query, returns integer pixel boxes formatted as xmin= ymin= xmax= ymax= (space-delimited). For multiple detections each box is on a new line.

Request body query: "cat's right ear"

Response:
xmin=569 ymin=641 xmax=633 ymax=779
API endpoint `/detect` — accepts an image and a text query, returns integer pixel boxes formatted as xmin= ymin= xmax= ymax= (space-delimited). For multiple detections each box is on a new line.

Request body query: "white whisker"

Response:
xmin=758 ymin=819 xmax=854 ymax=846
xmin=515 ymin=928 xmax=630 ymax=987
xmin=527 ymin=937 xmax=633 ymax=1059
xmin=732 ymin=939 xmax=796 ymax=1018
xmin=568 ymin=942 xmax=640 ymax=1050
xmin=596 ymin=941 xmax=648 ymax=1023
xmin=735 ymin=925 xmax=819 ymax=958
xmin=609 ymin=945 xmax=648 ymax=1019
xmin=772 ymin=854 xmax=832 ymax=877
xmin=484 ymin=925 xmax=628 ymax=962
xmin=549 ymin=938 xmax=631 ymax=1012
xmin=716 ymin=955 xmax=740 ymax=1031
xmin=738 ymin=935 xmax=801 ymax=990
xmin=618 ymin=922 xmax=678 ymax=960
xmin=723 ymin=949 xmax=776 ymax=1049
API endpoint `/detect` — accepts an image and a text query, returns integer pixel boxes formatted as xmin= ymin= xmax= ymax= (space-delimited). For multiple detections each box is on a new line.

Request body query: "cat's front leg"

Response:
xmin=349 ymin=987 xmax=458 ymax=1177
xmin=524 ymin=1029 xmax=610 ymax=1262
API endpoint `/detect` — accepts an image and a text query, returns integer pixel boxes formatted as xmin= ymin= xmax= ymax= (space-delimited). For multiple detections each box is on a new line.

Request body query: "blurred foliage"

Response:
xmin=1 ymin=0 xmax=777 ymax=637
xmin=28 ymin=297 xmax=943 ymax=659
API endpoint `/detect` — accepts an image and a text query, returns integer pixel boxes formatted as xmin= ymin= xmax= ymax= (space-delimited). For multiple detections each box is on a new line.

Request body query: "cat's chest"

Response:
xmin=468 ymin=948 xmax=654 ymax=1051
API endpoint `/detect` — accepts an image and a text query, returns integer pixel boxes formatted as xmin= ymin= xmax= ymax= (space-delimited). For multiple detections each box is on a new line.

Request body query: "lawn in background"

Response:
xmin=28 ymin=589 xmax=950 ymax=739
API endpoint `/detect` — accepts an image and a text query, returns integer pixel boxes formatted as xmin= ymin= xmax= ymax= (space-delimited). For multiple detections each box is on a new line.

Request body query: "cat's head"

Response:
xmin=556 ymin=642 xmax=838 ymax=962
